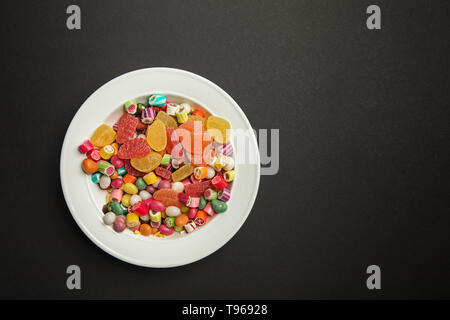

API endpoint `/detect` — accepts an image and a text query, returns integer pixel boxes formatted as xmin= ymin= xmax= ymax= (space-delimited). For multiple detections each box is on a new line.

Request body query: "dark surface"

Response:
xmin=0 ymin=0 xmax=449 ymax=299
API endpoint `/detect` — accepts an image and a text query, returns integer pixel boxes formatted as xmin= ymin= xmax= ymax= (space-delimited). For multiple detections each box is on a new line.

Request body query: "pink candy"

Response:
xmin=157 ymin=179 xmax=171 ymax=189
xmin=110 ymin=155 xmax=125 ymax=169
xmin=150 ymin=200 xmax=164 ymax=212
xmin=78 ymin=140 xmax=94 ymax=154
xmin=111 ymin=178 xmax=123 ymax=189
xmin=188 ymin=208 xmax=198 ymax=219
xmin=203 ymin=202 xmax=216 ymax=216
xmin=87 ymin=148 xmax=101 ymax=161
xmin=111 ymin=189 xmax=123 ymax=202
xmin=113 ymin=216 xmax=126 ymax=232
xmin=159 ymin=224 xmax=174 ymax=236
xmin=189 ymin=197 xmax=200 ymax=208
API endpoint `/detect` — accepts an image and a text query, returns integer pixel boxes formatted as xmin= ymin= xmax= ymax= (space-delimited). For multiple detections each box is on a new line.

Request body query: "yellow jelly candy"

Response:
xmin=146 ymin=119 xmax=167 ymax=152
xmin=155 ymin=111 xmax=178 ymax=129
xmin=90 ymin=124 xmax=116 ymax=147
xmin=130 ymin=152 xmax=162 ymax=173
xmin=171 ymin=163 xmax=195 ymax=182
xmin=206 ymin=116 xmax=231 ymax=144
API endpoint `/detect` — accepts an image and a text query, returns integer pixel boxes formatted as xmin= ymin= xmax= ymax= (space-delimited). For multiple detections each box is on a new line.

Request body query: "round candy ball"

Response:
xmin=99 ymin=175 xmax=111 ymax=189
xmin=103 ymin=212 xmax=116 ymax=225
xmin=113 ymin=216 xmax=126 ymax=232
xmin=140 ymin=223 xmax=152 ymax=236
xmin=171 ymin=181 xmax=185 ymax=193
xmin=166 ymin=206 xmax=181 ymax=217
xmin=158 ymin=179 xmax=171 ymax=189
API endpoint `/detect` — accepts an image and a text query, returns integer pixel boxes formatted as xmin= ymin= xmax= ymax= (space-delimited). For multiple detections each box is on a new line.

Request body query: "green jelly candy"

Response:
xmin=198 ymin=196 xmax=207 ymax=210
xmin=211 ymin=199 xmax=227 ymax=213
xmin=135 ymin=177 xmax=147 ymax=190
xmin=110 ymin=201 xmax=123 ymax=215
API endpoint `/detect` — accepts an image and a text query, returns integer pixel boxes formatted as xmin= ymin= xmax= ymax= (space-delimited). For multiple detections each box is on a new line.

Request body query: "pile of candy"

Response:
xmin=78 ymin=94 xmax=235 ymax=238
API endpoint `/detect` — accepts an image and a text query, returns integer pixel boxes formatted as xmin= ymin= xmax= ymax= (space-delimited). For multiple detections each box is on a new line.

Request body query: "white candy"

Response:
xmin=99 ymin=175 xmax=111 ymax=189
xmin=179 ymin=103 xmax=191 ymax=114
xmin=184 ymin=221 xmax=197 ymax=233
xmin=137 ymin=134 xmax=146 ymax=140
xmin=206 ymin=166 xmax=216 ymax=179
xmin=171 ymin=159 xmax=181 ymax=169
xmin=130 ymin=194 xmax=142 ymax=206
xmin=166 ymin=103 xmax=180 ymax=116
xmin=139 ymin=190 xmax=152 ymax=200
xmin=103 ymin=212 xmax=116 ymax=225
xmin=224 ymin=157 xmax=235 ymax=171
xmin=171 ymin=181 xmax=185 ymax=193
xmin=165 ymin=206 xmax=181 ymax=217
xmin=152 ymin=177 xmax=161 ymax=188
xmin=140 ymin=214 xmax=150 ymax=222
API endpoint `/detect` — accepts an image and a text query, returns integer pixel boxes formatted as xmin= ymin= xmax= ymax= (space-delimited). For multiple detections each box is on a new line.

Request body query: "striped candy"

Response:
xmin=148 ymin=94 xmax=166 ymax=108
xmin=141 ymin=107 xmax=156 ymax=124
xmin=218 ymin=143 xmax=233 ymax=156
xmin=218 ymin=188 xmax=231 ymax=202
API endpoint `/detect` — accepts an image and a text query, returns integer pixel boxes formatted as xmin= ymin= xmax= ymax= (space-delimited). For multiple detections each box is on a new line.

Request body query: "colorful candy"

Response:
xmin=79 ymin=94 xmax=236 ymax=238
xmin=79 ymin=140 xmax=94 ymax=154
xmin=148 ymin=94 xmax=166 ymax=108
xmin=124 ymin=99 xmax=138 ymax=114
xmin=141 ymin=107 xmax=156 ymax=124
xmin=97 ymin=160 xmax=115 ymax=176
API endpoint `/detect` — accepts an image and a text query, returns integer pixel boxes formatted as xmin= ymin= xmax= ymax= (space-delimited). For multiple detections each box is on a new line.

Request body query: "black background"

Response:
xmin=0 ymin=0 xmax=449 ymax=299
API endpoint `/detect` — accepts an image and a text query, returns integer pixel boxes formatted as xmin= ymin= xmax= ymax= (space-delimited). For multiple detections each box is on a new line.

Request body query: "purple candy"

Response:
xmin=141 ymin=107 xmax=156 ymax=124
xmin=218 ymin=188 xmax=231 ymax=202
xmin=218 ymin=143 xmax=233 ymax=156
xmin=146 ymin=185 xmax=156 ymax=194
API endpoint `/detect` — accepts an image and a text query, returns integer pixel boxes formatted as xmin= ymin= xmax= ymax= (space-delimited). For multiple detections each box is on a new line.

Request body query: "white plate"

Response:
xmin=60 ymin=68 xmax=260 ymax=267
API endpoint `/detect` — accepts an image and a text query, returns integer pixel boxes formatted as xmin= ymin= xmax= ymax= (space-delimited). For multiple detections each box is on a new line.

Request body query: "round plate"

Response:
xmin=60 ymin=68 xmax=260 ymax=267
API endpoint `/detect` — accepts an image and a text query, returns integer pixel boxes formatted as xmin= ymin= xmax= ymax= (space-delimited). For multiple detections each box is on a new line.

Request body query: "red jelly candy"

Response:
xmin=184 ymin=180 xmax=212 ymax=197
xmin=118 ymin=138 xmax=151 ymax=159
xmin=155 ymin=166 xmax=172 ymax=180
xmin=116 ymin=114 xmax=138 ymax=144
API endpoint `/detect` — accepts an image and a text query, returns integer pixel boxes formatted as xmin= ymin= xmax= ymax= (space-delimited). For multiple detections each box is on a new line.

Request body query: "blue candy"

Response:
xmin=148 ymin=94 xmax=166 ymax=108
